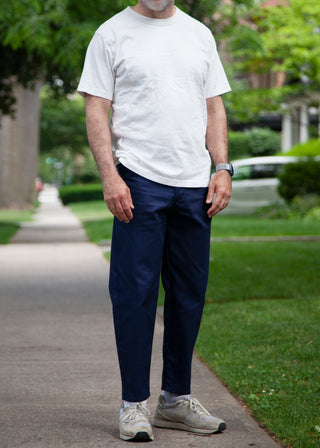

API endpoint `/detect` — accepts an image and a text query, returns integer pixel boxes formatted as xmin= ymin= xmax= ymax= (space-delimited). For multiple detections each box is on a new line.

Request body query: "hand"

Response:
xmin=103 ymin=174 xmax=134 ymax=223
xmin=206 ymin=171 xmax=232 ymax=218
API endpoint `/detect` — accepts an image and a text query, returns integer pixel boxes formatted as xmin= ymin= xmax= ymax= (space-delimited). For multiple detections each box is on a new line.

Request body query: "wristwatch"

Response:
xmin=215 ymin=163 xmax=234 ymax=177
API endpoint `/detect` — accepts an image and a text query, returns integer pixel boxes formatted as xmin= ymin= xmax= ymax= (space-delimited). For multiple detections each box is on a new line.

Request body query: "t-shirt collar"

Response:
xmin=126 ymin=6 xmax=179 ymax=26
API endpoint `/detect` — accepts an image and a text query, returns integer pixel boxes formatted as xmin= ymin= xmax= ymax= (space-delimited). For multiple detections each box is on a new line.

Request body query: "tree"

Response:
xmin=0 ymin=0 xmax=128 ymax=115
xmin=226 ymin=0 xmax=320 ymax=122
xmin=0 ymin=0 xmax=124 ymax=207
xmin=237 ymin=0 xmax=320 ymax=86
xmin=0 ymin=0 xmax=252 ymax=207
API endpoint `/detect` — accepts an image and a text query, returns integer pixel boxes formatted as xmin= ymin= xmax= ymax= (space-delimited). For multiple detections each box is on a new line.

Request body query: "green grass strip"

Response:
xmin=68 ymin=200 xmax=112 ymax=222
xmin=196 ymin=297 xmax=320 ymax=448
xmin=0 ymin=208 xmax=35 ymax=244
xmin=82 ymin=219 xmax=114 ymax=244
xmin=206 ymin=241 xmax=320 ymax=302
xmin=212 ymin=214 xmax=320 ymax=237
xmin=0 ymin=222 xmax=20 ymax=244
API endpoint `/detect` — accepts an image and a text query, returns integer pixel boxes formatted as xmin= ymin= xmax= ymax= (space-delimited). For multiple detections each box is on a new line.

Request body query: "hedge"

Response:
xmin=228 ymin=131 xmax=250 ymax=160
xmin=247 ymin=127 xmax=281 ymax=157
xmin=228 ymin=127 xmax=280 ymax=161
xmin=59 ymin=183 xmax=103 ymax=204
xmin=278 ymin=160 xmax=320 ymax=203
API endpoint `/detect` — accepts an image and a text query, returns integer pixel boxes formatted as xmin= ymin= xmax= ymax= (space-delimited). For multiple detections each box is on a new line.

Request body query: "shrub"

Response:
xmin=247 ymin=127 xmax=281 ymax=157
xmin=256 ymin=195 xmax=320 ymax=219
xmin=59 ymin=183 xmax=103 ymax=204
xmin=228 ymin=128 xmax=280 ymax=161
xmin=282 ymin=139 xmax=320 ymax=158
xmin=304 ymin=206 xmax=320 ymax=221
xmin=228 ymin=131 xmax=250 ymax=160
xmin=289 ymin=194 xmax=320 ymax=217
xmin=278 ymin=160 xmax=320 ymax=202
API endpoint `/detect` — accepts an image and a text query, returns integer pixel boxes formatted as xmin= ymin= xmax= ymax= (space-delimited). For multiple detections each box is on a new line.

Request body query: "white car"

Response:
xmin=222 ymin=156 xmax=300 ymax=215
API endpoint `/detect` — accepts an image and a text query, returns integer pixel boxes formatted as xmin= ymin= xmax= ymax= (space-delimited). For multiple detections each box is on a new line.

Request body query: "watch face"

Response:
xmin=229 ymin=164 xmax=234 ymax=177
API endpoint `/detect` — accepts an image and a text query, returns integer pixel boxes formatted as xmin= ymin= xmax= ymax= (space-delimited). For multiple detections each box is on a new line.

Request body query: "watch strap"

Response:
xmin=215 ymin=163 xmax=234 ymax=177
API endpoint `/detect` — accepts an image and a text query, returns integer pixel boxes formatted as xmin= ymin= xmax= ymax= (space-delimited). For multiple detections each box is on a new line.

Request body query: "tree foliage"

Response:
xmin=0 ymin=0 xmax=124 ymax=115
xmin=0 ymin=0 xmax=257 ymax=116
xmin=247 ymin=0 xmax=320 ymax=85
xmin=226 ymin=0 xmax=320 ymax=121
xmin=278 ymin=161 xmax=320 ymax=203
xmin=40 ymin=92 xmax=87 ymax=154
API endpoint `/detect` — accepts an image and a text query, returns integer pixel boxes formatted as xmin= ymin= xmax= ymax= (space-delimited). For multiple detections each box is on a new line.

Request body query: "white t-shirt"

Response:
xmin=78 ymin=6 xmax=231 ymax=187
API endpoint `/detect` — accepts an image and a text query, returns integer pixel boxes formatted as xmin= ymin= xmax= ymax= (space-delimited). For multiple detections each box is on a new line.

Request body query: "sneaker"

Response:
xmin=153 ymin=394 xmax=226 ymax=434
xmin=119 ymin=403 xmax=154 ymax=442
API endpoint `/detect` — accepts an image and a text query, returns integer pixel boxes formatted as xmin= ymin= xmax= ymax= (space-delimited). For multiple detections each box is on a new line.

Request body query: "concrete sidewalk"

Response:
xmin=0 ymin=186 xmax=280 ymax=448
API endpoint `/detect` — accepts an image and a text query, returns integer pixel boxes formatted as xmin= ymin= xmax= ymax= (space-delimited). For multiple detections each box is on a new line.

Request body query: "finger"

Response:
xmin=207 ymin=194 xmax=229 ymax=217
xmin=205 ymin=182 xmax=215 ymax=204
xmin=207 ymin=202 xmax=222 ymax=218
xmin=116 ymin=192 xmax=135 ymax=223
xmin=121 ymin=200 xmax=134 ymax=222
xmin=105 ymin=187 xmax=134 ymax=223
xmin=121 ymin=189 xmax=134 ymax=222
xmin=114 ymin=200 xmax=131 ymax=223
xmin=105 ymin=198 xmax=129 ymax=223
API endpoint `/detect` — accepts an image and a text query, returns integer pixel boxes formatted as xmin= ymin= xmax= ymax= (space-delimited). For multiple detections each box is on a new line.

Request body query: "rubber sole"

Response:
xmin=153 ymin=418 xmax=226 ymax=434
xmin=120 ymin=431 xmax=154 ymax=442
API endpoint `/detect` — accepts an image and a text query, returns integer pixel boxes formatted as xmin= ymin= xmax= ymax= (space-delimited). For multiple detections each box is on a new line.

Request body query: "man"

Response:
xmin=78 ymin=0 xmax=232 ymax=442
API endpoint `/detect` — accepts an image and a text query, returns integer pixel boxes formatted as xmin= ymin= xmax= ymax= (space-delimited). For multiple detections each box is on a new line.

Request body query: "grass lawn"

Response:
xmin=196 ymin=297 xmax=320 ymax=448
xmin=212 ymin=214 xmax=320 ymax=237
xmin=206 ymin=241 xmax=320 ymax=302
xmin=69 ymin=201 xmax=114 ymax=244
xmin=69 ymin=199 xmax=320 ymax=447
xmin=70 ymin=200 xmax=320 ymax=245
xmin=68 ymin=200 xmax=113 ymax=222
xmin=195 ymin=241 xmax=320 ymax=448
xmin=0 ymin=209 xmax=34 ymax=244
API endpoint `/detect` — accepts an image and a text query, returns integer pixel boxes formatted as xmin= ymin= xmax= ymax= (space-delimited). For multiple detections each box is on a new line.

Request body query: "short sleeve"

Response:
xmin=77 ymin=32 xmax=115 ymax=100
xmin=204 ymin=34 xmax=231 ymax=99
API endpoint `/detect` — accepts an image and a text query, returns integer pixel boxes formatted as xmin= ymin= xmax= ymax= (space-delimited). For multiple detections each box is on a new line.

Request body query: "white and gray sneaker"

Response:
xmin=119 ymin=403 xmax=154 ymax=442
xmin=153 ymin=394 xmax=226 ymax=434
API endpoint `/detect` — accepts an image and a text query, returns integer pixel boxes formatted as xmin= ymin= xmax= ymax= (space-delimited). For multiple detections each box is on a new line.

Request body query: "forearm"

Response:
xmin=85 ymin=94 xmax=134 ymax=223
xmin=206 ymin=95 xmax=229 ymax=168
xmin=85 ymin=95 xmax=118 ymax=184
xmin=205 ymin=95 xmax=231 ymax=217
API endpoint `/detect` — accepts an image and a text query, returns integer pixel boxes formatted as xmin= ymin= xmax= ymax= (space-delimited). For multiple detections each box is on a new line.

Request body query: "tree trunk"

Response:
xmin=0 ymin=82 xmax=42 ymax=209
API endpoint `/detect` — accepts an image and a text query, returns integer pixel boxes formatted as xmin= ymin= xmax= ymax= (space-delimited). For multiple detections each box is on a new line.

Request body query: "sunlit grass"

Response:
xmin=68 ymin=200 xmax=112 ymax=221
xmin=70 ymin=200 xmax=320 ymax=242
xmin=0 ymin=208 xmax=35 ymax=244
xmin=196 ymin=297 xmax=320 ymax=448
xmin=212 ymin=214 xmax=320 ymax=237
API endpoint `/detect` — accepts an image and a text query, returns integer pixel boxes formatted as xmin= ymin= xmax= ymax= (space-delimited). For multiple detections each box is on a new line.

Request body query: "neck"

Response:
xmin=132 ymin=2 xmax=175 ymax=19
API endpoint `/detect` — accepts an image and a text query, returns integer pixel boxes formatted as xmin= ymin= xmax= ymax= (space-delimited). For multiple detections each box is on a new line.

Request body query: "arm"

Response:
xmin=205 ymin=95 xmax=232 ymax=218
xmin=85 ymin=94 xmax=134 ymax=223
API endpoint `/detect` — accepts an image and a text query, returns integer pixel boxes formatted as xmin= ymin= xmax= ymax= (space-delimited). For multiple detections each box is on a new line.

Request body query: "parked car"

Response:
xmin=222 ymin=156 xmax=300 ymax=215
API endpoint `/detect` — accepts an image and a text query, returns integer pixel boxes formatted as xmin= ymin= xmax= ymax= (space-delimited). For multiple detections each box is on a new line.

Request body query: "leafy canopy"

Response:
xmin=0 ymin=0 xmax=123 ymax=115
xmin=226 ymin=0 xmax=320 ymax=122
xmin=236 ymin=0 xmax=320 ymax=83
xmin=1 ymin=0 xmax=255 ymax=115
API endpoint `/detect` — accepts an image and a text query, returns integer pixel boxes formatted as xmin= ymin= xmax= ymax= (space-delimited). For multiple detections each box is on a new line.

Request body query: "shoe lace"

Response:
xmin=123 ymin=404 xmax=150 ymax=422
xmin=189 ymin=398 xmax=211 ymax=416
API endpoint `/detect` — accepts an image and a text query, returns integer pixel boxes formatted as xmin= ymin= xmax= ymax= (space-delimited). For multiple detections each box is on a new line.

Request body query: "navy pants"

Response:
xmin=109 ymin=165 xmax=211 ymax=402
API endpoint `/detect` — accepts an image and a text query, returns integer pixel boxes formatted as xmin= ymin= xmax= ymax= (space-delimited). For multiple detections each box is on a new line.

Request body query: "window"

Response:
xmin=233 ymin=163 xmax=285 ymax=180
xmin=233 ymin=165 xmax=251 ymax=180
